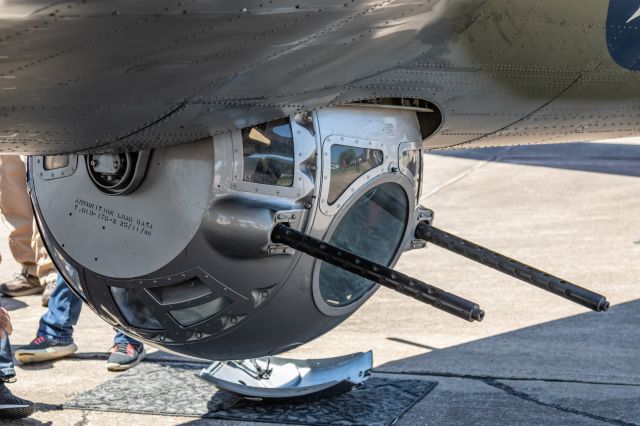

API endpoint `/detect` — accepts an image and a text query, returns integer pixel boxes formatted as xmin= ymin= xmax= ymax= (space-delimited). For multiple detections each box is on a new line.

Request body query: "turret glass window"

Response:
xmin=242 ymin=118 xmax=295 ymax=187
xmin=328 ymin=145 xmax=383 ymax=204
xmin=319 ymin=182 xmax=408 ymax=307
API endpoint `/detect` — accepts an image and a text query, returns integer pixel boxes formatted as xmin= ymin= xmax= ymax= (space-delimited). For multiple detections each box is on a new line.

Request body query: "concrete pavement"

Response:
xmin=0 ymin=139 xmax=638 ymax=425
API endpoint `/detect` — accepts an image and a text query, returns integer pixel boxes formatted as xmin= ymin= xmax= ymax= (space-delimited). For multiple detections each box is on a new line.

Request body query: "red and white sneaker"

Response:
xmin=14 ymin=335 xmax=78 ymax=364
xmin=107 ymin=343 xmax=146 ymax=372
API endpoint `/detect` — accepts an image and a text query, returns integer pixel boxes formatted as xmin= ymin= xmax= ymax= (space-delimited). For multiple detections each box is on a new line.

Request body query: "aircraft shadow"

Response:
xmin=377 ymin=300 xmax=640 ymax=383
xmin=376 ymin=300 xmax=640 ymax=425
xmin=429 ymin=142 xmax=640 ymax=177
xmin=3 ymin=420 xmax=52 ymax=426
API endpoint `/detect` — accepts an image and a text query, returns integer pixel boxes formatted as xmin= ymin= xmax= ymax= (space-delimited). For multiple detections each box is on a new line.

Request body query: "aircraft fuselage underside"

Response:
xmin=1 ymin=0 xmax=639 ymax=154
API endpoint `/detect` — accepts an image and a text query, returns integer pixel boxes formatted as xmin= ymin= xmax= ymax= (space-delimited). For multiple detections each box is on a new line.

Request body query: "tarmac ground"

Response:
xmin=0 ymin=139 xmax=638 ymax=425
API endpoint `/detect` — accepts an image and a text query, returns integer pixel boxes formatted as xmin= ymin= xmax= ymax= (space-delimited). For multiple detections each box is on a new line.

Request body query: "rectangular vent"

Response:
xmin=147 ymin=278 xmax=212 ymax=305
xmin=110 ymin=287 xmax=163 ymax=330
xmin=170 ymin=296 xmax=232 ymax=327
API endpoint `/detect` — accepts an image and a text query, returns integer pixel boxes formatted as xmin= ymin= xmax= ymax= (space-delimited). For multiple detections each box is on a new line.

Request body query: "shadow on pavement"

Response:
xmin=378 ymin=300 xmax=640 ymax=384
xmin=386 ymin=337 xmax=439 ymax=351
xmin=430 ymin=143 xmax=640 ymax=177
xmin=376 ymin=300 xmax=640 ymax=425
xmin=0 ymin=296 xmax=27 ymax=311
xmin=5 ymin=420 xmax=52 ymax=426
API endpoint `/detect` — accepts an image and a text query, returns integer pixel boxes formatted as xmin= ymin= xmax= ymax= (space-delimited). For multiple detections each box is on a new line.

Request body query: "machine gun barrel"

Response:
xmin=415 ymin=222 xmax=610 ymax=312
xmin=271 ymin=223 xmax=484 ymax=322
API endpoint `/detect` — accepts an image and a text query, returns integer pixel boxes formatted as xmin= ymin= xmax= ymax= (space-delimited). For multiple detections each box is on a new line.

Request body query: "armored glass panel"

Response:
xmin=320 ymin=183 xmax=408 ymax=307
xmin=110 ymin=287 xmax=163 ymax=330
xmin=147 ymin=278 xmax=212 ymax=305
xmin=170 ymin=296 xmax=232 ymax=327
xmin=242 ymin=118 xmax=294 ymax=187
xmin=401 ymin=149 xmax=421 ymax=195
xmin=328 ymin=145 xmax=383 ymax=204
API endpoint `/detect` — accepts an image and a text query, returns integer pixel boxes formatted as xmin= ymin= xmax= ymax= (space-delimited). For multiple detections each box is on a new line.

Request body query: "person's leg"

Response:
xmin=0 ymin=336 xmax=33 ymax=419
xmin=112 ymin=331 xmax=142 ymax=347
xmin=0 ymin=324 xmax=34 ymax=419
xmin=0 ymin=155 xmax=35 ymax=271
xmin=32 ymin=218 xmax=57 ymax=306
xmin=0 ymin=156 xmax=42 ymax=297
xmin=0 ymin=334 xmax=15 ymax=382
xmin=107 ymin=331 xmax=146 ymax=372
xmin=32 ymin=216 xmax=56 ymax=285
xmin=14 ymin=275 xmax=82 ymax=363
xmin=37 ymin=274 xmax=82 ymax=342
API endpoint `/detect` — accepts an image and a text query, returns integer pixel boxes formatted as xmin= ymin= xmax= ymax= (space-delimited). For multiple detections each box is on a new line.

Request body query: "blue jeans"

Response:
xmin=0 ymin=296 xmax=15 ymax=379
xmin=0 ymin=275 xmax=143 ymax=379
xmin=38 ymin=275 xmax=142 ymax=348
xmin=0 ymin=334 xmax=15 ymax=380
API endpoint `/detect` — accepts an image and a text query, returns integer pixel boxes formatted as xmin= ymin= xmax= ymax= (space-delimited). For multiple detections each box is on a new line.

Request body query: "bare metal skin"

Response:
xmin=1 ymin=1 xmax=633 ymax=360
xmin=0 ymin=0 xmax=638 ymax=154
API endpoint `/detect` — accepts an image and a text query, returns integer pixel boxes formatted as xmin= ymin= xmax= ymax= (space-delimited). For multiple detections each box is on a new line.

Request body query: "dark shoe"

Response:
xmin=0 ymin=273 xmax=43 ymax=297
xmin=0 ymin=383 xmax=34 ymax=419
xmin=107 ymin=343 xmax=146 ymax=372
xmin=14 ymin=335 xmax=78 ymax=364
xmin=41 ymin=279 xmax=57 ymax=307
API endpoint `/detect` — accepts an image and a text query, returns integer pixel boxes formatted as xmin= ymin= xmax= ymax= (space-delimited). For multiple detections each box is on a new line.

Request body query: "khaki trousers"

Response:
xmin=0 ymin=155 xmax=56 ymax=285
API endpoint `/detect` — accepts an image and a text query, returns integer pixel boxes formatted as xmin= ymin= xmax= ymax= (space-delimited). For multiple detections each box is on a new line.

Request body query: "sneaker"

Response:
xmin=41 ymin=279 xmax=57 ymax=307
xmin=0 ymin=383 xmax=34 ymax=419
xmin=0 ymin=273 xmax=43 ymax=297
xmin=14 ymin=336 xmax=78 ymax=364
xmin=107 ymin=343 xmax=146 ymax=372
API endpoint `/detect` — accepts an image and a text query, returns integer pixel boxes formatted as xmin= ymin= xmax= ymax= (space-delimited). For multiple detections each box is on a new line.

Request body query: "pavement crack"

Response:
xmin=484 ymin=379 xmax=638 ymax=426
xmin=373 ymin=370 xmax=640 ymax=388
xmin=73 ymin=409 xmax=90 ymax=426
